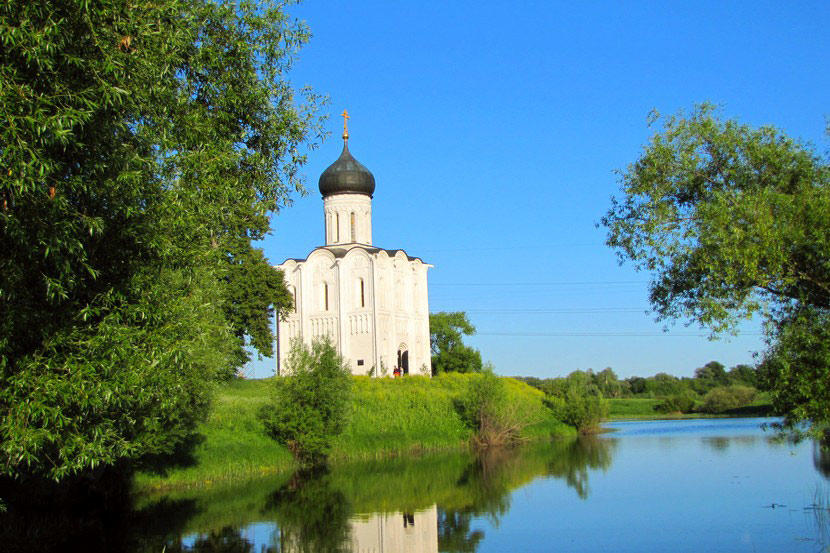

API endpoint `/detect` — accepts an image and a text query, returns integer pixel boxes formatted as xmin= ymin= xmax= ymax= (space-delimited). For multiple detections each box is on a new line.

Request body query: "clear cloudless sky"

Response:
xmin=245 ymin=0 xmax=829 ymax=379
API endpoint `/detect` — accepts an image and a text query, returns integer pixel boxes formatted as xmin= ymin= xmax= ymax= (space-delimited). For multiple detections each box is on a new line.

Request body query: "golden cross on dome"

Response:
xmin=341 ymin=109 xmax=350 ymax=141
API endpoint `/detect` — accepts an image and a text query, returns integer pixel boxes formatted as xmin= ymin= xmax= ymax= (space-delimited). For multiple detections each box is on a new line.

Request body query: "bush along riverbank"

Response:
xmin=606 ymin=396 xmax=774 ymax=420
xmin=134 ymin=373 xmax=573 ymax=492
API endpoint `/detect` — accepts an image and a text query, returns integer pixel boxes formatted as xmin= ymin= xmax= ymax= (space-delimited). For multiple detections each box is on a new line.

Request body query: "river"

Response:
xmin=9 ymin=418 xmax=830 ymax=552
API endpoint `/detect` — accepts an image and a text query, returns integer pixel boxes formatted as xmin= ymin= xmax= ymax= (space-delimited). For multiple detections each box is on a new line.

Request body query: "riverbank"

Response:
xmin=607 ymin=397 xmax=775 ymax=420
xmin=134 ymin=374 xmax=573 ymax=492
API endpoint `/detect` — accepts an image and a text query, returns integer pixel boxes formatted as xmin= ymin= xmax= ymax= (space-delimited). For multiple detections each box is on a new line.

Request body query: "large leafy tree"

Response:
xmin=429 ymin=312 xmax=483 ymax=374
xmin=601 ymin=104 xmax=829 ymax=436
xmin=0 ymin=0 xmax=323 ymax=480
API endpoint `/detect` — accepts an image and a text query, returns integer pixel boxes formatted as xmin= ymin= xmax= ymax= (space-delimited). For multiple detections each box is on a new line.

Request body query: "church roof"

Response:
xmin=318 ymin=141 xmax=376 ymax=197
xmin=280 ymin=245 xmax=426 ymax=265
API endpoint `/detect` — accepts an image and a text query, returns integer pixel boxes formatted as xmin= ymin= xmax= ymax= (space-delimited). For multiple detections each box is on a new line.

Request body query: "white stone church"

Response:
xmin=275 ymin=114 xmax=432 ymax=376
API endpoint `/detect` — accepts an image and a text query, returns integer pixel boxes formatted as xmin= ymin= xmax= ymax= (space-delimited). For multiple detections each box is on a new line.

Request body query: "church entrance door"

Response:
xmin=397 ymin=346 xmax=409 ymax=375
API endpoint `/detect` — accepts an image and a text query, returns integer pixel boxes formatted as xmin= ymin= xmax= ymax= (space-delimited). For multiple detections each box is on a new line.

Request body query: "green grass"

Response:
xmin=134 ymin=379 xmax=295 ymax=491
xmin=134 ymin=438 xmax=597 ymax=538
xmin=607 ymin=398 xmax=664 ymax=419
xmin=134 ymin=374 xmax=572 ymax=492
xmin=607 ymin=395 xmax=775 ymax=420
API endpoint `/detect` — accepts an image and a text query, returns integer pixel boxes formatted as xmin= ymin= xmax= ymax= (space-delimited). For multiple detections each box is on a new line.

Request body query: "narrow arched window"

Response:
xmin=324 ymin=283 xmax=329 ymax=311
xmin=350 ymin=212 xmax=356 ymax=242
xmin=360 ymin=278 xmax=365 ymax=308
xmin=335 ymin=213 xmax=340 ymax=242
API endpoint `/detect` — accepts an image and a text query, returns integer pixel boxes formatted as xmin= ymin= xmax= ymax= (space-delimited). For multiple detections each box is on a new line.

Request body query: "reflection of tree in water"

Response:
xmin=437 ymin=509 xmax=484 ymax=553
xmin=163 ymin=526 xmax=270 ymax=553
xmin=264 ymin=467 xmax=352 ymax=553
xmin=814 ymin=442 xmax=830 ymax=479
xmin=0 ymin=468 xmax=141 ymax=552
xmin=438 ymin=449 xmax=519 ymax=553
xmin=704 ymin=436 xmax=730 ymax=452
xmin=545 ymin=436 xmax=616 ymax=499
xmin=702 ymin=435 xmax=758 ymax=453
xmin=437 ymin=439 xmax=616 ymax=551
xmin=455 ymin=448 xmax=517 ymax=521
xmin=440 ymin=448 xmax=522 ymax=552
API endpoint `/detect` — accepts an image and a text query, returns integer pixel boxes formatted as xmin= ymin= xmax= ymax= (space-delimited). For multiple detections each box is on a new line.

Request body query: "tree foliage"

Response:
xmin=760 ymin=307 xmax=830 ymax=433
xmin=454 ymin=371 xmax=532 ymax=447
xmin=602 ymin=104 xmax=830 ymax=433
xmin=259 ymin=339 xmax=353 ymax=465
xmin=430 ymin=312 xmax=483 ymax=375
xmin=700 ymin=385 xmax=757 ymax=414
xmin=0 ymin=0 xmax=323 ymax=480
xmin=544 ymin=384 xmax=608 ymax=434
xmin=654 ymin=394 xmax=696 ymax=414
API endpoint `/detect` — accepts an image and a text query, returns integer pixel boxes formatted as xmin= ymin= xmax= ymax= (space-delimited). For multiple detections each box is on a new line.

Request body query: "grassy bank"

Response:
xmin=133 ymin=437 xmax=608 ymax=540
xmin=607 ymin=396 xmax=774 ymax=420
xmin=607 ymin=398 xmax=663 ymax=419
xmin=135 ymin=374 xmax=572 ymax=491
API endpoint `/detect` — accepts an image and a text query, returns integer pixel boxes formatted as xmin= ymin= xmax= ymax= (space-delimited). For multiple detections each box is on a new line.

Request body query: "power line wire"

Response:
xmin=432 ymin=280 xmax=647 ymax=287
xmin=464 ymin=308 xmax=647 ymax=314
xmin=478 ymin=331 xmax=764 ymax=337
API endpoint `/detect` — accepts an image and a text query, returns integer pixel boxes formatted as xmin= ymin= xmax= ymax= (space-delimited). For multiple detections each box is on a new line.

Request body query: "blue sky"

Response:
xmin=246 ymin=0 xmax=829 ymax=379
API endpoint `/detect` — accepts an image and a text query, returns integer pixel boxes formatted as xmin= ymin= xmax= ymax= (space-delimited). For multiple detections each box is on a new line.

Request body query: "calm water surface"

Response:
xmin=13 ymin=418 xmax=828 ymax=552
xmin=126 ymin=417 xmax=830 ymax=553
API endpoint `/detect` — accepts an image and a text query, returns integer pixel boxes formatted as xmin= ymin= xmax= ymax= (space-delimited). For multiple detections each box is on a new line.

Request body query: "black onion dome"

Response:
xmin=318 ymin=142 xmax=375 ymax=197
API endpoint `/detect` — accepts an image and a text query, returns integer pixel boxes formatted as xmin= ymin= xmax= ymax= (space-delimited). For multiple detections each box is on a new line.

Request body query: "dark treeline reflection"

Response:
xmin=436 ymin=437 xmax=615 ymax=552
xmin=544 ymin=436 xmax=616 ymax=499
xmin=263 ymin=467 xmax=352 ymax=553
xmin=163 ymin=526 xmax=267 ymax=553
xmin=0 ymin=437 xmax=616 ymax=553
xmin=702 ymin=435 xmax=760 ymax=452
xmin=815 ymin=441 xmax=830 ymax=480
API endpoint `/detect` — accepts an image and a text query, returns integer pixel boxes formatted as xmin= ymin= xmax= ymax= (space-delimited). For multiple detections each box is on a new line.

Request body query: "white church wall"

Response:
xmin=323 ymin=193 xmax=372 ymax=245
xmin=276 ymin=251 xmax=432 ymax=377
xmin=340 ymin=249 xmax=374 ymax=374
xmin=303 ymin=250 xmax=339 ymax=350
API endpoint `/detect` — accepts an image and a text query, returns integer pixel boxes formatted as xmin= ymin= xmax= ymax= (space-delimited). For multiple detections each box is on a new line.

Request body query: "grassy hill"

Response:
xmin=134 ymin=374 xmax=572 ymax=491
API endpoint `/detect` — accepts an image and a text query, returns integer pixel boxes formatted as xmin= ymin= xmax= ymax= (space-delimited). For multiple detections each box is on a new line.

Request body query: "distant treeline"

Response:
xmin=515 ymin=361 xmax=768 ymax=416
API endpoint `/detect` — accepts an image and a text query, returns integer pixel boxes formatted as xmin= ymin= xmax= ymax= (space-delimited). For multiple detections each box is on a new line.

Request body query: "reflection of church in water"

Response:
xmin=348 ymin=506 xmax=438 ymax=553
xmin=279 ymin=506 xmax=439 ymax=553
xmin=276 ymin=112 xmax=432 ymax=376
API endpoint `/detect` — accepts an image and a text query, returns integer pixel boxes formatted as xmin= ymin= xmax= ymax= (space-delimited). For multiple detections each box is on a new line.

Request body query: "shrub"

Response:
xmin=454 ymin=372 xmax=532 ymax=447
xmin=545 ymin=385 xmax=609 ymax=434
xmin=259 ymin=339 xmax=352 ymax=465
xmin=700 ymin=385 xmax=757 ymax=414
xmin=654 ymin=394 xmax=696 ymax=414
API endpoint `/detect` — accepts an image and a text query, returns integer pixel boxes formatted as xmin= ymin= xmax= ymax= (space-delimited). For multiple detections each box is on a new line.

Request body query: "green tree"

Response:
xmin=220 ymin=243 xmax=295 ymax=377
xmin=691 ymin=360 xmax=729 ymax=394
xmin=727 ymin=364 xmax=758 ymax=388
xmin=0 ymin=0 xmax=323 ymax=480
xmin=654 ymin=394 xmax=696 ymax=414
xmin=544 ymin=384 xmax=608 ymax=434
xmin=626 ymin=376 xmax=647 ymax=395
xmin=602 ymin=104 xmax=829 ymax=434
xmin=430 ymin=312 xmax=483 ymax=374
xmin=645 ymin=372 xmax=686 ymax=397
xmin=260 ymin=339 xmax=353 ymax=465
xmin=694 ymin=361 xmax=728 ymax=384
xmin=454 ymin=371 xmax=533 ymax=447
xmin=700 ymin=385 xmax=757 ymax=414
xmin=595 ymin=367 xmax=623 ymax=398
xmin=759 ymin=307 xmax=830 ymax=436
